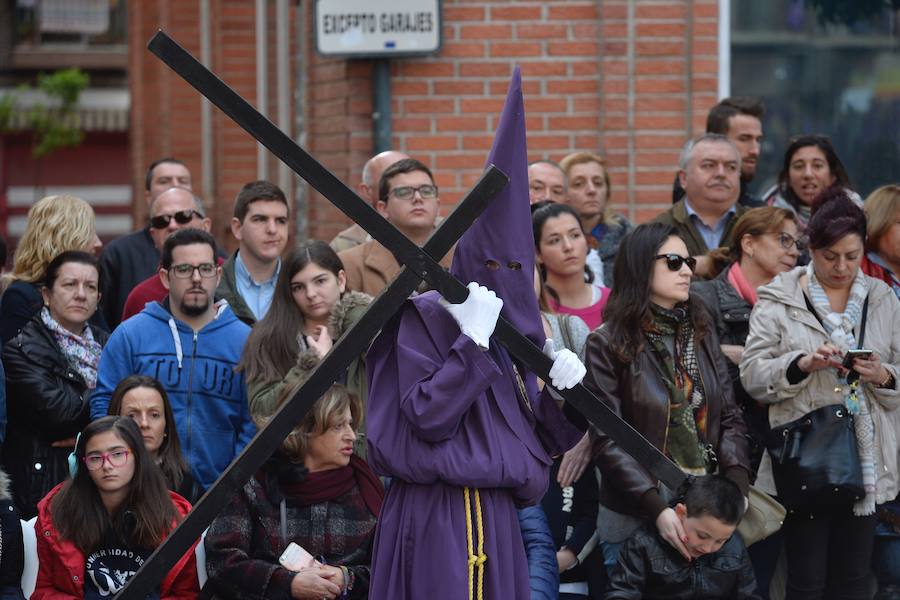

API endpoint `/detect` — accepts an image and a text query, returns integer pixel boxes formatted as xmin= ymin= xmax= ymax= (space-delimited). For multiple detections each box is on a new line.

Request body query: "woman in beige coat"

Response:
xmin=741 ymin=189 xmax=900 ymax=600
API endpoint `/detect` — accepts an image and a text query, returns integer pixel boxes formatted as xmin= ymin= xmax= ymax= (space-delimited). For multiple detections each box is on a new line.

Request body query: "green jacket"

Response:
xmin=246 ymin=291 xmax=373 ymax=457
xmin=216 ymin=252 xmax=257 ymax=327
xmin=651 ymin=199 xmax=747 ymax=258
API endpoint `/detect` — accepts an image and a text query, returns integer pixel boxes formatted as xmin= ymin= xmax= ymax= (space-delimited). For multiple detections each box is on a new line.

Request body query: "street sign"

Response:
xmin=314 ymin=0 xmax=442 ymax=58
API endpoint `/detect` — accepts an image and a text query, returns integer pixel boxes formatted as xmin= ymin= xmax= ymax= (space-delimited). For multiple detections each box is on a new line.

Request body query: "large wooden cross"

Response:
xmin=119 ymin=31 xmax=686 ymax=599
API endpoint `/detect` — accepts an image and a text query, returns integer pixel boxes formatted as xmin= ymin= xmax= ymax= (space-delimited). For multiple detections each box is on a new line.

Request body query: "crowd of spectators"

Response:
xmin=0 ymin=93 xmax=897 ymax=600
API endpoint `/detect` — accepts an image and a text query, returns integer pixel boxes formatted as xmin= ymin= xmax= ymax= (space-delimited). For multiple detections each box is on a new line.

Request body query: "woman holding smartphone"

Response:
xmin=741 ymin=189 xmax=900 ymax=599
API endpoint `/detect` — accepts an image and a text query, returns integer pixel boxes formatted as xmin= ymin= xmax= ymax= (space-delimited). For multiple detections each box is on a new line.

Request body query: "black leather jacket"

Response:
xmin=692 ymin=268 xmax=769 ymax=474
xmin=1 ymin=315 xmax=108 ymax=518
xmin=607 ymin=525 xmax=760 ymax=599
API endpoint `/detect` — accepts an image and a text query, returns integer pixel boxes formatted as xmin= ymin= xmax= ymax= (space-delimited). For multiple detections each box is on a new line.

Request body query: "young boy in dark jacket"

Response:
xmin=606 ymin=474 xmax=760 ymax=600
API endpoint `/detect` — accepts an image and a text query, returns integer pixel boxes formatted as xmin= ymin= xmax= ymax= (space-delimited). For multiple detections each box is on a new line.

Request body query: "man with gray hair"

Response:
xmin=330 ymin=150 xmax=409 ymax=252
xmin=653 ymin=134 xmax=747 ymax=277
xmin=120 ymin=186 xmax=215 ymax=320
xmin=528 ymin=160 xmax=566 ymax=204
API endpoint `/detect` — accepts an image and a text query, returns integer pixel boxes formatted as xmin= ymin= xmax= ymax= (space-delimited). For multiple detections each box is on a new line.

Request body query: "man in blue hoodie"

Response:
xmin=91 ymin=228 xmax=255 ymax=490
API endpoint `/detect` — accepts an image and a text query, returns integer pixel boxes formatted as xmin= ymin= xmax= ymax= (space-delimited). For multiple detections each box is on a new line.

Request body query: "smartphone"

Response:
xmin=842 ymin=349 xmax=873 ymax=369
xmin=278 ymin=542 xmax=320 ymax=571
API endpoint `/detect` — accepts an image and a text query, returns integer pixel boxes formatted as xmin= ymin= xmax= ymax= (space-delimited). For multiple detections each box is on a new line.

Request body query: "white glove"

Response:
xmin=543 ymin=339 xmax=586 ymax=390
xmin=439 ymin=282 xmax=503 ymax=349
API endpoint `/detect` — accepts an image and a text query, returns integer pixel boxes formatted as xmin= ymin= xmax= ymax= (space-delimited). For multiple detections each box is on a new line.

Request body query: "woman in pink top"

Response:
xmin=533 ymin=202 xmax=611 ymax=331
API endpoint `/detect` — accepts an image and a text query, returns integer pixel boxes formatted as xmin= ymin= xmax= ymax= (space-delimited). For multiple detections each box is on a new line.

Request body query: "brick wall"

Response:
xmin=132 ymin=0 xmax=720 ymax=244
xmin=305 ymin=0 xmax=721 ymax=241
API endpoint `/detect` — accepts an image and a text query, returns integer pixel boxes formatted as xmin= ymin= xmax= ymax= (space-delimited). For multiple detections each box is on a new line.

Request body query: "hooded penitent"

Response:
xmin=366 ymin=66 xmax=578 ymax=600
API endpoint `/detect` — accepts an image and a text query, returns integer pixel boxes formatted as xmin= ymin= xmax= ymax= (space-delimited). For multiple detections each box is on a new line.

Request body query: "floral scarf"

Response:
xmin=644 ymin=303 xmax=709 ymax=475
xmin=806 ymin=263 xmax=876 ymax=515
xmin=40 ymin=307 xmax=102 ymax=389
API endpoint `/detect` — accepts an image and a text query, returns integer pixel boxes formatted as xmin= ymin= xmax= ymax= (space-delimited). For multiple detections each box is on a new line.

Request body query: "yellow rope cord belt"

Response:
xmin=464 ymin=486 xmax=487 ymax=600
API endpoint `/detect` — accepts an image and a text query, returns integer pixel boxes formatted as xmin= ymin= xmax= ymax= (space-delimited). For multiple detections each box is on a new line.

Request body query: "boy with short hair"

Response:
xmin=606 ymin=474 xmax=761 ymax=599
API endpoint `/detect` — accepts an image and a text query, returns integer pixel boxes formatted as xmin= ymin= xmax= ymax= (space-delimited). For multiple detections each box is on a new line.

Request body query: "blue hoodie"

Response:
xmin=91 ymin=301 xmax=255 ymax=490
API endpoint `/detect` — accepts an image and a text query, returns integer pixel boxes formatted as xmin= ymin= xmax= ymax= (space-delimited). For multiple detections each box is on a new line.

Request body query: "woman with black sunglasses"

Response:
xmin=582 ymin=223 xmax=751 ymax=574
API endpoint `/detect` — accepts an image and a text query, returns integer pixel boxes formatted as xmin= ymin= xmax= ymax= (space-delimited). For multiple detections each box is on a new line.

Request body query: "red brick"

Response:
xmin=694 ymin=21 xmax=718 ymax=36
xmin=459 ymin=24 xmax=513 ymax=40
xmin=635 ymin=168 xmax=683 ymax=185
xmin=459 ymin=62 xmax=511 ymax=77
xmin=524 ymin=97 xmax=568 ymax=113
xmin=460 ymin=97 xmax=505 ymax=113
xmin=406 ymin=135 xmax=459 ymax=151
xmin=400 ymin=61 xmax=455 ymax=77
xmin=635 ymin=151 xmax=681 ymax=168
xmin=601 ymin=60 xmax=629 ymax=76
xmin=404 ymin=98 xmax=456 ymax=114
xmin=444 ymin=6 xmax=486 ymax=21
xmin=491 ymin=42 xmax=542 ymax=58
xmin=442 ymin=42 xmax=486 ymax=58
xmin=490 ymin=79 xmax=540 ymax=95
xmin=692 ymin=39 xmax=719 ymax=55
xmin=635 ymin=3 xmax=686 ymax=19
xmin=601 ymin=3 xmax=628 ymax=19
xmin=635 ymin=96 xmax=687 ymax=112
xmin=436 ymin=153 xmax=487 ymax=169
xmin=574 ymin=134 xmax=602 ymax=150
xmin=434 ymin=80 xmax=485 ymax=95
xmin=601 ymin=134 xmax=629 ymax=150
xmin=490 ymin=5 xmax=542 ymax=20
xmin=603 ymin=79 xmax=628 ymax=94
xmin=603 ymin=42 xmax=627 ymax=55
xmin=519 ymin=61 xmax=568 ymax=77
xmin=548 ymin=115 xmax=599 ymax=131
xmin=462 ymin=135 xmax=494 ymax=150
xmin=528 ymin=135 xmax=570 ymax=150
xmin=636 ymin=40 xmax=685 ymax=56
xmin=602 ymin=22 xmax=628 ymax=39
xmin=394 ymin=118 xmax=432 ymax=132
xmin=636 ymin=22 xmax=687 ymax=37
xmin=548 ymin=41 xmax=598 ymax=57
xmin=695 ymin=3 xmax=719 ymax=18
xmin=436 ymin=116 xmax=487 ymax=132
xmin=635 ymin=59 xmax=685 ymax=76
xmin=635 ymin=135 xmax=688 ymax=150
xmin=393 ymin=81 xmax=429 ymax=96
xmin=516 ymin=23 xmax=568 ymax=39
xmin=548 ymin=4 xmax=597 ymax=20
xmin=635 ymin=78 xmax=685 ymax=93
xmin=693 ymin=58 xmax=718 ymax=75
xmin=570 ymin=61 xmax=600 ymax=76
xmin=553 ymin=79 xmax=598 ymax=94
xmin=635 ymin=190 xmax=672 ymax=205
xmin=573 ymin=96 xmax=602 ymax=112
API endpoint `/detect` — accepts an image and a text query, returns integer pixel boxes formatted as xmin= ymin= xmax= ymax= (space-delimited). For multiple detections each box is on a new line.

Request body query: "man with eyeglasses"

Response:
xmin=100 ymin=158 xmax=194 ymax=330
xmin=330 ymin=150 xmax=409 ymax=253
xmin=91 ymin=228 xmax=255 ymax=491
xmin=338 ymin=157 xmax=451 ymax=296
xmin=119 ymin=186 xmax=215 ymax=322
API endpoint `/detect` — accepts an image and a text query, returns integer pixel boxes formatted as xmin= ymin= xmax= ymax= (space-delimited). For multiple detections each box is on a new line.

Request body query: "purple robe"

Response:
xmin=366 ymin=293 xmax=577 ymax=599
xmin=367 ymin=66 xmax=578 ymax=599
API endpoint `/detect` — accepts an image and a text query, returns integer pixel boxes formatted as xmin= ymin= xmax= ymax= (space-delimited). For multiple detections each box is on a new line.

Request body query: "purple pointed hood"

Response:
xmin=450 ymin=66 xmax=545 ymax=349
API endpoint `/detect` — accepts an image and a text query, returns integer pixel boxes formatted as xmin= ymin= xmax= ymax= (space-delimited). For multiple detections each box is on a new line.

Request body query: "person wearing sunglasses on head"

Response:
xmin=338 ymin=158 xmax=452 ymax=297
xmin=581 ymin=223 xmax=751 ymax=577
xmin=120 ymin=186 xmax=226 ymax=322
xmin=91 ymin=229 xmax=255 ymax=492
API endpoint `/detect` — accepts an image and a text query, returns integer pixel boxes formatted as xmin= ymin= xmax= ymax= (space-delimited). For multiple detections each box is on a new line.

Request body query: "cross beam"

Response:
xmin=119 ymin=31 xmax=686 ymax=599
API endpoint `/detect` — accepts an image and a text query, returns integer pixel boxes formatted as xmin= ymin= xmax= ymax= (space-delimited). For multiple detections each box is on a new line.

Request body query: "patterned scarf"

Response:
xmin=644 ymin=303 xmax=709 ymax=475
xmin=806 ymin=263 xmax=876 ymax=515
xmin=40 ymin=306 xmax=102 ymax=389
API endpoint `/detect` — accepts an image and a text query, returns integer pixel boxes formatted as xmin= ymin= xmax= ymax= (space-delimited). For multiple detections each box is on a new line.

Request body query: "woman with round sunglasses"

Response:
xmin=533 ymin=202 xmax=611 ymax=331
xmin=582 ymin=223 xmax=750 ymax=573
xmin=741 ymin=190 xmax=900 ymax=600
xmin=33 ymin=416 xmax=198 ymax=599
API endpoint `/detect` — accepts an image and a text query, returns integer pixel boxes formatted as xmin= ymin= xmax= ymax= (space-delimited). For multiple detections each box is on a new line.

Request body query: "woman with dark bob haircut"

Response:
xmin=582 ymin=223 xmax=750 ymax=573
xmin=107 ymin=374 xmax=201 ymax=503
xmin=741 ymin=188 xmax=900 ymax=599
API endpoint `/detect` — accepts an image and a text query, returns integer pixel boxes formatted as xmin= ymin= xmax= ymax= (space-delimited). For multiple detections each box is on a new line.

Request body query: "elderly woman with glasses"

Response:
xmin=582 ymin=223 xmax=750 ymax=574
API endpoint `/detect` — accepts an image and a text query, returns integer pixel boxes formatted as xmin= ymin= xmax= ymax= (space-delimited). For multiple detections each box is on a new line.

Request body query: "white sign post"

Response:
xmin=314 ymin=0 xmax=442 ymax=58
